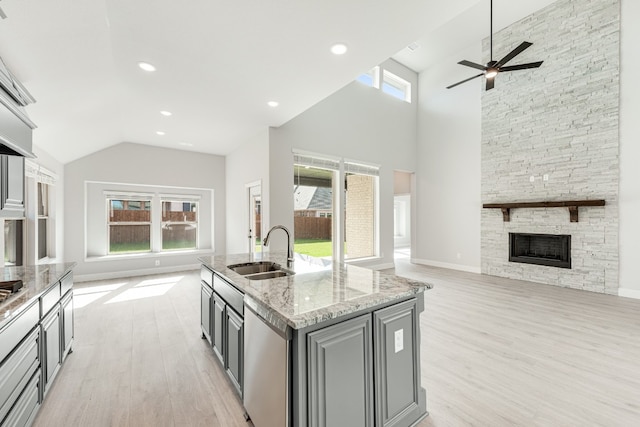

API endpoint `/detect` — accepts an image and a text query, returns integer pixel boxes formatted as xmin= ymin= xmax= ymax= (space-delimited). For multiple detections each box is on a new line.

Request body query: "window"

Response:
xmin=382 ymin=70 xmax=411 ymax=102
xmin=161 ymin=200 xmax=198 ymax=250
xmin=293 ymin=152 xmax=379 ymax=262
xmin=38 ymin=182 xmax=50 ymax=260
xmin=293 ymin=158 xmax=336 ymax=259
xmin=356 ymin=66 xmax=380 ymax=88
xmin=107 ymin=198 xmax=151 ymax=254
xmin=4 ymin=219 xmax=24 ymax=266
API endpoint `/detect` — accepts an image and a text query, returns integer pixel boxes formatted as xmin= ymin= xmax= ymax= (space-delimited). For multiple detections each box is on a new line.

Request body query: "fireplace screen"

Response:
xmin=509 ymin=233 xmax=571 ymax=269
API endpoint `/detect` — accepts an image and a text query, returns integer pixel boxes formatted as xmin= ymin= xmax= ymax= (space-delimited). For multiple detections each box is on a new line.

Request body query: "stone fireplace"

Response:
xmin=480 ymin=0 xmax=620 ymax=295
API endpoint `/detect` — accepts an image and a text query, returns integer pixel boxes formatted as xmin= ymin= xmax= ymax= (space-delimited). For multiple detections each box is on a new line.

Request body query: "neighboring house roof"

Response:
xmin=294 ymin=186 xmax=332 ymax=211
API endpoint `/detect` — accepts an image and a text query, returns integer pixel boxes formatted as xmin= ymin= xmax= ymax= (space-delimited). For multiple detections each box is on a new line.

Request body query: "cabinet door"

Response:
xmin=0 ymin=154 xmax=24 ymax=216
xmin=373 ymin=298 xmax=423 ymax=427
xmin=225 ymin=307 xmax=243 ymax=396
xmin=212 ymin=293 xmax=226 ymax=364
xmin=200 ymin=283 xmax=213 ymax=345
xmin=41 ymin=305 xmax=61 ymax=397
xmin=61 ymin=291 xmax=74 ymax=361
xmin=307 ymin=314 xmax=374 ymax=427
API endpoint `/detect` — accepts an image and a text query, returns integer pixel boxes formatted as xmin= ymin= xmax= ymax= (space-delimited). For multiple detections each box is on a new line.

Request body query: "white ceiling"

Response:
xmin=0 ymin=0 xmax=556 ymax=164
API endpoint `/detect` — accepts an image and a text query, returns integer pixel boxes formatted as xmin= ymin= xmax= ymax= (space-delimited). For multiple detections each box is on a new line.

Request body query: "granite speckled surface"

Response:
xmin=198 ymin=252 xmax=432 ymax=333
xmin=0 ymin=263 xmax=76 ymax=329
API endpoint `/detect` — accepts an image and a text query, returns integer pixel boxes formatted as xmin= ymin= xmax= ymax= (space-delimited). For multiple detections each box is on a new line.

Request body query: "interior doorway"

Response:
xmin=247 ymin=182 xmax=262 ymax=254
xmin=393 ymin=171 xmax=413 ymax=260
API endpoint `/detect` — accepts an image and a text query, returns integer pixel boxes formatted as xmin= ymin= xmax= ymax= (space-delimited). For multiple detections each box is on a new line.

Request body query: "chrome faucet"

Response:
xmin=263 ymin=225 xmax=294 ymax=268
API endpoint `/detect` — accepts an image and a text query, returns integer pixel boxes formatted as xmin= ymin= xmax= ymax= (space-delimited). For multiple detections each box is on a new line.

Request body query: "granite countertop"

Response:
xmin=198 ymin=252 xmax=432 ymax=333
xmin=0 ymin=263 xmax=76 ymax=329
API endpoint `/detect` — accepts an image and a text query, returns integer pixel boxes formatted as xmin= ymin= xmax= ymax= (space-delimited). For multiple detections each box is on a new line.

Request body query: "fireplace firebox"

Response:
xmin=509 ymin=233 xmax=571 ymax=269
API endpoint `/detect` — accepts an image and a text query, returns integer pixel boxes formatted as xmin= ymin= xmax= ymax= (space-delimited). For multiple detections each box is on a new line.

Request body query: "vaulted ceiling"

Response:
xmin=0 ymin=0 xmax=555 ymax=164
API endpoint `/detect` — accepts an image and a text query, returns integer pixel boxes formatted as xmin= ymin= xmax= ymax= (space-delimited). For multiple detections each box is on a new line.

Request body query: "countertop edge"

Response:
xmin=0 ymin=262 xmax=77 ymax=330
xmin=199 ymin=254 xmax=432 ymax=333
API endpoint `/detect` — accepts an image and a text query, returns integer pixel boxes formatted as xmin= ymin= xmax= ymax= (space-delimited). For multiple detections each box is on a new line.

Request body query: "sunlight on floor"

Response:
xmin=73 ymin=282 xmax=128 ymax=308
xmin=105 ymin=276 xmax=183 ymax=304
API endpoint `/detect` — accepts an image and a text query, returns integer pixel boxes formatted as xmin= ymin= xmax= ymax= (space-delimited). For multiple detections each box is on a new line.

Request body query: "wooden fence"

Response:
xmin=294 ymin=217 xmax=331 ymax=240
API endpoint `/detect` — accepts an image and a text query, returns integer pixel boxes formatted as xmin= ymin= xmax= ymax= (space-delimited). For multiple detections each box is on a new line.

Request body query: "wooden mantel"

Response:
xmin=482 ymin=200 xmax=606 ymax=222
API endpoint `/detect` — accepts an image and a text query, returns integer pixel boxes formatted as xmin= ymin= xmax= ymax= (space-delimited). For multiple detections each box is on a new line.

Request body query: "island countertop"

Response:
xmin=198 ymin=252 xmax=432 ymax=332
xmin=0 ymin=262 xmax=76 ymax=329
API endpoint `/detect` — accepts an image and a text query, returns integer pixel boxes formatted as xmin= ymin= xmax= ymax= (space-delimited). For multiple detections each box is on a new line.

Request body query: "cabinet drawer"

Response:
xmin=60 ymin=271 xmax=73 ymax=296
xmin=0 ymin=370 xmax=40 ymax=427
xmin=213 ymin=274 xmax=243 ymax=316
xmin=201 ymin=266 xmax=213 ymax=287
xmin=0 ymin=300 xmax=39 ymax=363
xmin=40 ymin=282 xmax=61 ymax=317
xmin=0 ymin=328 xmax=39 ymax=423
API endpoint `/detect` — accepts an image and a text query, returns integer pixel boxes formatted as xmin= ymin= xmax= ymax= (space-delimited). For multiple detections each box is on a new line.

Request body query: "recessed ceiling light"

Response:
xmin=267 ymin=101 xmax=279 ymax=107
xmin=160 ymin=110 xmax=172 ymax=116
xmin=179 ymin=142 xmax=193 ymax=147
xmin=156 ymin=131 xmax=165 ymax=136
xmin=138 ymin=62 xmax=156 ymax=72
xmin=330 ymin=43 xmax=348 ymax=55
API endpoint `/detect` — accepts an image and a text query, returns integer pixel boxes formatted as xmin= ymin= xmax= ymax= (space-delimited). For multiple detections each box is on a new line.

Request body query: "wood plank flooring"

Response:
xmin=33 ymin=262 xmax=640 ymax=426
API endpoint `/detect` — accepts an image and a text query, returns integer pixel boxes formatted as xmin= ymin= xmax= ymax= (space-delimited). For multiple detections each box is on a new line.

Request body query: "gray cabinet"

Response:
xmin=373 ymin=298 xmax=425 ymax=427
xmin=200 ymin=271 xmax=245 ymax=397
xmin=0 ymin=326 xmax=39 ymax=423
xmin=200 ymin=282 xmax=213 ymax=345
xmin=41 ymin=304 xmax=61 ymax=398
xmin=212 ymin=293 xmax=226 ymax=364
xmin=225 ymin=307 xmax=243 ymax=395
xmin=307 ymin=313 xmax=374 ymax=427
xmin=61 ymin=291 xmax=74 ymax=362
xmin=0 ymin=155 xmax=24 ymax=217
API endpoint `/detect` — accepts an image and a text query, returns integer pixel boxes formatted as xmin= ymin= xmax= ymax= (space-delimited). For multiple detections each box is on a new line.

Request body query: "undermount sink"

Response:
xmin=246 ymin=270 xmax=293 ymax=280
xmin=227 ymin=261 xmax=295 ymax=280
xmin=227 ymin=261 xmax=281 ymax=275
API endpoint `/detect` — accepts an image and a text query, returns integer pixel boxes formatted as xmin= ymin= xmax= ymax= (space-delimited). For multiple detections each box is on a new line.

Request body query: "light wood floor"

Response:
xmin=33 ymin=262 xmax=640 ymax=426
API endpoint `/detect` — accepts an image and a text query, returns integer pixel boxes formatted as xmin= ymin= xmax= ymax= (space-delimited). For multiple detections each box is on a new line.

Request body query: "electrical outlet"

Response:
xmin=529 ymin=175 xmax=535 ymax=183
xmin=543 ymin=174 xmax=549 ymax=181
xmin=155 ymin=260 xmax=160 ymax=266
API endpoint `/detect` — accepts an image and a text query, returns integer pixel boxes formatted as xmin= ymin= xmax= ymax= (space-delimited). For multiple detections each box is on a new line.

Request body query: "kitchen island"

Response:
xmin=0 ymin=263 xmax=76 ymax=427
xmin=199 ymin=252 xmax=432 ymax=427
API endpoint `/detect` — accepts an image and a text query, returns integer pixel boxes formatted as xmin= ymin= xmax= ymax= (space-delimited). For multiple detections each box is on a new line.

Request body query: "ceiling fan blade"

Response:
xmin=486 ymin=77 xmax=495 ymax=90
xmin=447 ymin=73 xmax=484 ymax=89
xmin=495 ymin=41 xmax=533 ymax=67
xmin=500 ymin=61 xmax=544 ymax=72
xmin=458 ymin=60 xmax=487 ymax=71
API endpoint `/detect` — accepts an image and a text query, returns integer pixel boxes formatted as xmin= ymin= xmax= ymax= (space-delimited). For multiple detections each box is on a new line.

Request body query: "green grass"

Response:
xmin=109 ymin=242 xmax=150 ymax=253
xmin=294 ymin=239 xmax=332 ymax=258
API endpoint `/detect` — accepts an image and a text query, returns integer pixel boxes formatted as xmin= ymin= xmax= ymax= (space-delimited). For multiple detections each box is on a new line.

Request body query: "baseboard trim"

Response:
xmin=411 ymin=258 xmax=482 ymax=274
xmin=74 ymin=264 xmax=200 ymax=283
xmin=618 ymin=288 xmax=640 ymax=299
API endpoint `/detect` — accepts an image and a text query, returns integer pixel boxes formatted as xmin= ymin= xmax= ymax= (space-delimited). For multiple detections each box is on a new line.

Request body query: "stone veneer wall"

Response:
xmin=481 ymin=0 xmax=620 ymax=294
xmin=346 ymin=174 xmax=375 ymax=258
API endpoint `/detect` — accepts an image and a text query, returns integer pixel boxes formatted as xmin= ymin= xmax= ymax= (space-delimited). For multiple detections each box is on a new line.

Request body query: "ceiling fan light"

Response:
xmin=485 ymin=68 xmax=499 ymax=78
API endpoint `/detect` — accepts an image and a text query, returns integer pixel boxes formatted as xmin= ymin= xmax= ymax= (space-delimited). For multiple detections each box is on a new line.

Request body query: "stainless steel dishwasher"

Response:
xmin=243 ymin=307 xmax=290 ymax=427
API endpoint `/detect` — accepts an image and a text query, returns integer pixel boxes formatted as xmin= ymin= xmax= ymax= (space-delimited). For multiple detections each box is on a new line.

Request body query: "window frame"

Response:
xmin=382 ymin=70 xmax=412 ymax=103
xmin=160 ymin=199 xmax=199 ymax=252
xmin=106 ymin=196 xmax=153 ymax=255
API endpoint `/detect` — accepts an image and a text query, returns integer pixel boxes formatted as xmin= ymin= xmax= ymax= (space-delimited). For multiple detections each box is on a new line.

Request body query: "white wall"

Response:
xmin=225 ymin=129 xmax=270 ymax=254
xmin=65 ymin=142 xmax=226 ymax=280
xmin=619 ymin=0 xmax=640 ymax=296
xmin=268 ymin=59 xmax=418 ymax=268
xmin=415 ymin=43 xmax=482 ymax=273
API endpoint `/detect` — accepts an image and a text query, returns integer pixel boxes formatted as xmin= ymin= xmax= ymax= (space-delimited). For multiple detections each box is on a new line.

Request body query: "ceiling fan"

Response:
xmin=447 ymin=0 xmax=543 ymax=90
